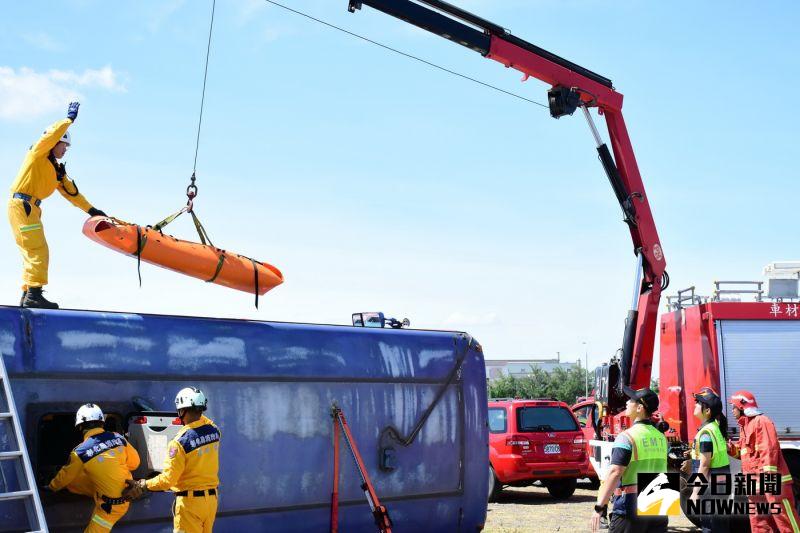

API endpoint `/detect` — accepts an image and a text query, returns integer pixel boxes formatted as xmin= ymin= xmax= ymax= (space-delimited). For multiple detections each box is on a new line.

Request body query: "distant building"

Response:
xmin=485 ymin=358 xmax=577 ymax=382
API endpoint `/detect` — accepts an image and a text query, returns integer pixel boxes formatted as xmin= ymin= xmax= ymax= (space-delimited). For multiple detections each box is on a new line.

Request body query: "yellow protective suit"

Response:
xmin=8 ymin=119 xmax=94 ymax=290
xmin=49 ymin=428 xmax=140 ymax=532
xmin=146 ymin=415 xmax=221 ymax=533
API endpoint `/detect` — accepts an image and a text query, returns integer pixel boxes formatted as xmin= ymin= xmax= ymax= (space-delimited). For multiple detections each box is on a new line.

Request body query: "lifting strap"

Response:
xmin=150 ymin=206 xmax=229 ymax=281
xmin=250 ymin=257 xmax=260 ymax=309
xmin=134 ymin=208 xmax=261 ymax=308
xmin=134 ymin=226 xmax=147 ymax=287
xmin=206 ymin=253 xmax=226 ymax=283
xmin=151 ymin=206 xmax=216 ymax=248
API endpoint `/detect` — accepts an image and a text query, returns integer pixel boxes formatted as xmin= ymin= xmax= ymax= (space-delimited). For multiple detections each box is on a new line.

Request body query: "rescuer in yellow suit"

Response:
xmin=47 ymin=404 xmax=141 ymax=532
xmin=124 ymin=387 xmax=221 ymax=533
xmin=8 ymin=101 xmax=108 ymax=309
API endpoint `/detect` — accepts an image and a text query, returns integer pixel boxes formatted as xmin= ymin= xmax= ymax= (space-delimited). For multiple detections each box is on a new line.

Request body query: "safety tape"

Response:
xmin=763 ymin=465 xmax=778 ymax=472
xmin=19 ymin=223 xmax=42 ymax=233
xmin=784 ymin=498 xmax=800 ymax=533
xmin=91 ymin=514 xmax=114 ymax=529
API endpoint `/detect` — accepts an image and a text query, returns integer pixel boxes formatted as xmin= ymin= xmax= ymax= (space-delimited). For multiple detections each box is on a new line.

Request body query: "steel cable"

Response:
xmin=263 ymin=0 xmax=547 ymax=108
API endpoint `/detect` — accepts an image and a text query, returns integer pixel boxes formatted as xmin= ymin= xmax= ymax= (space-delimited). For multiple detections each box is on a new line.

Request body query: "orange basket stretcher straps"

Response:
xmin=151 ymin=206 xmax=189 ymax=233
xmin=109 ymin=215 xmax=134 ymax=226
xmin=134 ymin=225 xmax=148 ymax=287
xmin=233 ymin=255 xmax=262 ymax=309
xmin=189 ymin=210 xmax=215 ymax=248
xmin=98 ymin=215 xmax=147 ymax=286
xmin=149 ymin=205 xmax=215 ymax=248
xmin=205 ymin=253 xmax=226 ymax=284
xmin=250 ymin=258 xmax=259 ymax=309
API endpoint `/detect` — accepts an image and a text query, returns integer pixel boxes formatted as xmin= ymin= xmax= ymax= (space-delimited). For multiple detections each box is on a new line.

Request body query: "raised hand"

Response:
xmin=67 ymin=101 xmax=80 ymax=121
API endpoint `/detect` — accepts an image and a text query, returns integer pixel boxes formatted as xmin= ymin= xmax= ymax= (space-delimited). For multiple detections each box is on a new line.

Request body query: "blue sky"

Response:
xmin=1 ymin=1 xmax=798 ymax=371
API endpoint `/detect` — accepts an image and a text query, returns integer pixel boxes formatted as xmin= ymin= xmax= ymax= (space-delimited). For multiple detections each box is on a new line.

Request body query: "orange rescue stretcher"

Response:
xmin=83 ymin=216 xmax=283 ymax=305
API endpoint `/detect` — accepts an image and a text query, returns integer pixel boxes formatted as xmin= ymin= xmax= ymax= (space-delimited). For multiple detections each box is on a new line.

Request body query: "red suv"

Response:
xmin=488 ymin=398 xmax=588 ymax=501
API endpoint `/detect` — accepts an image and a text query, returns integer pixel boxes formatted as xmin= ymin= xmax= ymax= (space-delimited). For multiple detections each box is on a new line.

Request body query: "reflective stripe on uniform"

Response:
xmin=91 ymin=514 xmax=113 ymax=529
xmin=783 ymin=499 xmax=800 ymax=533
xmin=619 ymin=424 xmax=668 ymax=486
xmin=19 ymin=223 xmax=42 ymax=232
xmin=783 ymin=475 xmax=794 ymax=484
xmin=763 ymin=465 xmax=778 ymax=472
xmin=695 ymin=421 xmax=730 ymax=469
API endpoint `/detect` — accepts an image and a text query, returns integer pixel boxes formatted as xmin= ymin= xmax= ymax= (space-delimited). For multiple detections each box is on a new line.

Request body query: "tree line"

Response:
xmin=487 ymin=364 xmax=660 ymax=404
xmin=488 ymin=366 xmax=591 ymax=404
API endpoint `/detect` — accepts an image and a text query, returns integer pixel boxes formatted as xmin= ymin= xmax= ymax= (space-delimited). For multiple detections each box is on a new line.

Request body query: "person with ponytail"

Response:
xmin=690 ymin=387 xmax=731 ymax=532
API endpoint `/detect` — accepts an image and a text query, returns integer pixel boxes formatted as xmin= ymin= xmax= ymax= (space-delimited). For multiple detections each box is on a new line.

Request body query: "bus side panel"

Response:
xmin=0 ymin=306 xmax=488 ymax=531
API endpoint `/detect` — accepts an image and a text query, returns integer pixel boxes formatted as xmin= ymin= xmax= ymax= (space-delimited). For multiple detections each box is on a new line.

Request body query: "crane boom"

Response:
xmin=347 ymin=0 xmax=667 ymax=409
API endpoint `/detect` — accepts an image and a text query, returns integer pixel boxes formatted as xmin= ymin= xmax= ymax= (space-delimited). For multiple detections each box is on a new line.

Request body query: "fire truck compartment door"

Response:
xmin=717 ymin=320 xmax=800 ymax=437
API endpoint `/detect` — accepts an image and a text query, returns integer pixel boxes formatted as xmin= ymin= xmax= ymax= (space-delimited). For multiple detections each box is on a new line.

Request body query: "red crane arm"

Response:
xmin=485 ymin=35 xmax=622 ymax=111
xmin=348 ymin=0 xmax=666 ymax=397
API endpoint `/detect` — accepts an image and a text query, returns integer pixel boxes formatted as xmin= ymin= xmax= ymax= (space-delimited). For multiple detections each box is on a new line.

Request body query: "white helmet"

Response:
xmin=44 ymin=129 xmax=71 ymax=146
xmin=175 ymin=387 xmax=207 ymax=411
xmin=75 ymin=403 xmax=104 ymax=427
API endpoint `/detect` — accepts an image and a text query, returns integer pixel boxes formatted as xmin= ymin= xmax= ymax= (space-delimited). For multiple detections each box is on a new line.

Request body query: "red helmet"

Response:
xmin=730 ymin=390 xmax=758 ymax=410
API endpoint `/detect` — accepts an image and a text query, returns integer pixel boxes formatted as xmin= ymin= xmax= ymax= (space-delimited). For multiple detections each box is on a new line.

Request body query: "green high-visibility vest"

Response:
xmin=693 ymin=420 xmax=730 ymax=469
xmin=620 ymin=422 xmax=668 ymax=486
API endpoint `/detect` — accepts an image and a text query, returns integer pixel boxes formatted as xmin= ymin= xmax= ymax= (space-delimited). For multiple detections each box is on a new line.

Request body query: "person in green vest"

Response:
xmin=591 ymin=386 xmax=668 ymax=533
xmin=689 ymin=387 xmax=731 ymax=533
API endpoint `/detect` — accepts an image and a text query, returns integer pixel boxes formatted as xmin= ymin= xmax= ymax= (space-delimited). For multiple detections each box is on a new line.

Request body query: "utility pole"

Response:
xmin=582 ymin=341 xmax=589 ymax=397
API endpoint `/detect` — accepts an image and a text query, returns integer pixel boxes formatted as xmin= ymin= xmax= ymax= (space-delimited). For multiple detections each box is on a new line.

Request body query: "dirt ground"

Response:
xmin=484 ymin=480 xmax=697 ymax=533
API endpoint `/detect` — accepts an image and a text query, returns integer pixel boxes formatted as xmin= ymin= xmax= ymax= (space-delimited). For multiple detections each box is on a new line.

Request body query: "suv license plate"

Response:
xmin=544 ymin=444 xmax=560 ymax=454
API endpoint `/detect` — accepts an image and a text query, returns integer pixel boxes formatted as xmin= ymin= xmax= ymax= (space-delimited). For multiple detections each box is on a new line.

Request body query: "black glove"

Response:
xmin=88 ymin=207 xmax=107 ymax=218
xmin=122 ymin=479 xmax=148 ymax=501
xmin=67 ymin=101 xmax=80 ymax=121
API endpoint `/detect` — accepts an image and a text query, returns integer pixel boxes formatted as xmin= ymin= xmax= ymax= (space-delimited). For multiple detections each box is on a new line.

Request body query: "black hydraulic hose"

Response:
xmin=619 ymin=310 xmax=638 ymax=388
xmin=597 ymin=144 xmax=637 ymax=226
xmin=379 ymin=334 xmax=472 ymax=448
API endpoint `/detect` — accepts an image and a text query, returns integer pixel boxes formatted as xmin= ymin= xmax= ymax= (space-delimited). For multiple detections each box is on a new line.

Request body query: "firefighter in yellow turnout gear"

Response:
xmin=124 ymin=387 xmax=221 ymax=533
xmin=8 ymin=101 xmax=108 ymax=309
xmin=48 ymin=404 xmax=140 ymax=532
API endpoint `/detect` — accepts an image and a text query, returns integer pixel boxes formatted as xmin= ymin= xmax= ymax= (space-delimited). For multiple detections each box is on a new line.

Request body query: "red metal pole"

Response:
xmin=332 ymin=405 xmax=393 ymax=533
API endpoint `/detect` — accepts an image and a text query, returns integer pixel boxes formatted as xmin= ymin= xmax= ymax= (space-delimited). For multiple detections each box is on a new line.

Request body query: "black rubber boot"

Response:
xmin=22 ymin=287 xmax=59 ymax=309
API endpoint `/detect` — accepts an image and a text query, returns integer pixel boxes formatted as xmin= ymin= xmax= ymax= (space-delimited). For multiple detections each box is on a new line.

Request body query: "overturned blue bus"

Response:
xmin=0 ymin=306 xmax=488 ymax=531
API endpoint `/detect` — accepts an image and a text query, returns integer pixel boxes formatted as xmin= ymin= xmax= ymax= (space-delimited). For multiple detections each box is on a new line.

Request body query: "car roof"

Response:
xmin=488 ymin=398 xmax=569 ymax=408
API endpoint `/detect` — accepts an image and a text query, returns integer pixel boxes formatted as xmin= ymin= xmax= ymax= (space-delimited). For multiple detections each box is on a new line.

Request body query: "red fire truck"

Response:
xmin=582 ymin=273 xmax=800 ymax=492
xmin=660 ymin=277 xmax=800 ymax=479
